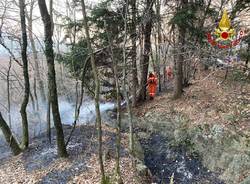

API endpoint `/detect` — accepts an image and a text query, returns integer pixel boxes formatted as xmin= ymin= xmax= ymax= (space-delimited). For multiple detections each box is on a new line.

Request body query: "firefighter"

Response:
xmin=166 ymin=66 xmax=173 ymax=80
xmin=147 ymin=72 xmax=157 ymax=100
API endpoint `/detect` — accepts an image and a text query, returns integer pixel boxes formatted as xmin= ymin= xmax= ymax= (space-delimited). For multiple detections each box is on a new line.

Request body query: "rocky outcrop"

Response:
xmin=135 ymin=110 xmax=250 ymax=184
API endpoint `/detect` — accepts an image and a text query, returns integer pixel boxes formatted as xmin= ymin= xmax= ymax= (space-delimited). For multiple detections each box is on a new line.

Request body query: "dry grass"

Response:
xmin=135 ymin=68 xmax=250 ymax=133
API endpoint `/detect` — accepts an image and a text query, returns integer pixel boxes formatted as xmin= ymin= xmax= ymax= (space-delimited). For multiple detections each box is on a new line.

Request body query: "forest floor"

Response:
xmin=0 ymin=125 xmax=144 ymax=184
xmin=133 ymin=67 xmax=250 ymax=184
xmin=137 ymin=68 xmax=250 ymax=131
xmin=0 ymin=67 xmax=249 ymax=184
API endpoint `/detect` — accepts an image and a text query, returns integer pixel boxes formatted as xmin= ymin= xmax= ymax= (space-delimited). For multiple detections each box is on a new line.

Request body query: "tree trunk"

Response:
xmin=173 ymin=0 xmax=186 ymax=99
xmin=19 ymin=0 xmax=30 ymax=149
xmin=156 ymin=0 xmax=161 ymax=92
xmin=131 ymin=0 xmax=138 ymax=107
xmin=0 ymin=113 xmax=22 ymax=155
xmin=139 ymin=0 xmax=153 ymax=101
xmin=7 ymin=57 xmax=12 ymax=128
xmin=33 ymin=76 xmax=39 ymax=111
xmin=173 ymin=29 xmax=184 ymax=99
xmin=26 ymin=0 xmax=46 ymax=103
xmin=38 ymin=0 xmax=68 ymax=157
xmin=80 ymin=0 xmax=107 ymax=183
xmin=106 ymin=24 xmax=123 ymax=184
xmin=245 ymin=42 xmax=250 ymax=71
xmin=47 ymin=91 xmax=51 ymax=144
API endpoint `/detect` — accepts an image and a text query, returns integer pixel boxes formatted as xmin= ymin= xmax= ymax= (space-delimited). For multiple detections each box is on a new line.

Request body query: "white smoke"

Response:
xmin=0 ymin=100 xmax=115 ymax=140
xmin=58 ymin=100 xmax=115 ymax=125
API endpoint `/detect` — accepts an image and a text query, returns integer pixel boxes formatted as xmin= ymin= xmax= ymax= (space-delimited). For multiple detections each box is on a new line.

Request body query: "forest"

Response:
xmin=0 ymin=0 xmax=249 ymax=183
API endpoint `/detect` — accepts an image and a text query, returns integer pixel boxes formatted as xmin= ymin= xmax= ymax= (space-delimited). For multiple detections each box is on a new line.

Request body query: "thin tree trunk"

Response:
xmin=19 ymin=0 xmax=30 ymax=149
xmin=49 ymin=0 xmax=54 ymax=33
xmin=65 ymin=58 xmax=89 ymax=146
xmin=0 ymin=112 xmax=22 ymax=155
xmin=33 ymin=75 xmax=39 ymax=111
xmin=7 ymin=57 xmax=12 ymax=128
xmin=47 ymin=91 xmax=51 ymax=144
xmin=33 ymin=75 xmax=43 ymax=136
xmin=156 ymin=0 xmax=161 ymax=92
xmin=131 ymin=0 xmax=138 ymax=107
xmin=80 ymin=0 xmax=106 ymax=182
xmin=38 ymin=0 xmax=68 ymax=157
xmin=26 ymin=0 xmax=46 ymax=103
xmin=123 ymin=0 xmax=135 ymax=156
xmin=46 ymin=0 xmax=54 ymax=145
xmin=245 ymin=43 xmax=250 ymax=71
xmin=106 ymin=27 xmax=123 ymax=184
xmin=29 ymin=89 xmax=36 ymax=111
xmin=139 ymin=0 xmax=153 ymax=101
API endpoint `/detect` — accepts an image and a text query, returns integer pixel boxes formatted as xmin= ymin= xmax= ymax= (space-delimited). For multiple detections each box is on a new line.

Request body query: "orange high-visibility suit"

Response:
xmin=147 ymin=73 xmax=157 ymax=99
xmin=166 ymin=66 xmax=173 ymax=80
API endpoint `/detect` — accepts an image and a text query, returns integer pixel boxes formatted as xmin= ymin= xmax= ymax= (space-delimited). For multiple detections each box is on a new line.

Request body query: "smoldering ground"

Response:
xmin=0 ymin=99 xmax=115 ymax=150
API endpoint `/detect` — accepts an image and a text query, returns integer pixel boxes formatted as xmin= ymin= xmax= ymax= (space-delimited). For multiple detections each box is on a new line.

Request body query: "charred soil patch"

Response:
xmin=0 ymin=124 xmax=143 ymax=184
xmin=138 ymin=131 xmax=224 ymax=184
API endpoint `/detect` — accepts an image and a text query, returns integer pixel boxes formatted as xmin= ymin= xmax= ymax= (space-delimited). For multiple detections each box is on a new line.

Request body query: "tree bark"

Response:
xmin=138 ymin=0 xmax=153 ymax=101
xmin=0 ymin=112 xmax=22 ymax=155
xmin=173 ymin=0 xmax=187 ymax=99
xmin=19 ymin=0 xmax=30 ymax=149
xmin=47 ymin=91 xmax=51 ymax=143
xmin=131 ymin=0 xmax=138 ymax=107
xmin=156 ymin=0 xmax=161 ymax=92
xmin=38 ymin=0 xmax=68 ymax=157
xmin=80 ymin=0 xmax=107 ymax=183
xmin=173 ymin=29 xmax=184 ymax=99
xmin=7 ymin=57 xmax=12 ymax=128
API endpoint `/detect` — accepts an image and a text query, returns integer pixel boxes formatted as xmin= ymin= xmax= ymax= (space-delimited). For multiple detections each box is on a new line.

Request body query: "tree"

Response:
xmin=138 ymin=0 xmax=154 ymax=101
xmin=155 ymin=0 xmax=162 ymax=92
xmin=130 ymin=0 xmax=138 ymax=106
xmin=106 ymin=21 xmax=123 ymax=184
xmin=80 ymin=0 xmax=107 ymax=183
xmin=19 ymin=0 xmax=30 ymax=149
xmin=173 ymin=28 xmax=185 ymax=99
xmin=6 ymin=57 xmax=12 ymax=128
xmin=38 ymin=0 xmax=68 ymax=157
xmin=170 ymin=0 xmax=189 ymax=99
xmin=0 ymin=112 xmax=22 ymax=155
xmin=123 ymin=0 xmax=135 ymax=155
xmin=26 ymin=0 xmax=46 ymax=103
